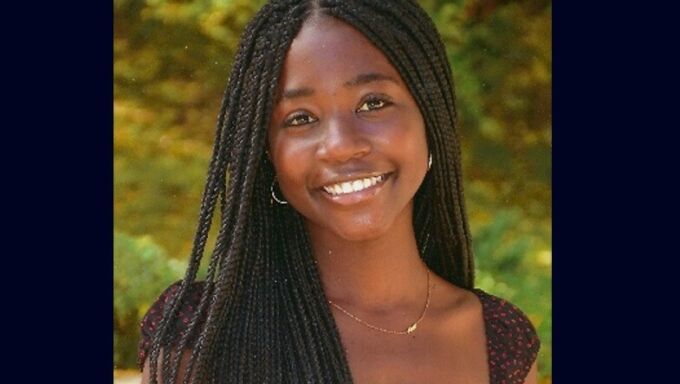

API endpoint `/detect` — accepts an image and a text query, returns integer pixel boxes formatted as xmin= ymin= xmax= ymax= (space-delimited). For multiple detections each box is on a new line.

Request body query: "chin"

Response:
xmin=331 ymin=218 xmax=390 ymax=242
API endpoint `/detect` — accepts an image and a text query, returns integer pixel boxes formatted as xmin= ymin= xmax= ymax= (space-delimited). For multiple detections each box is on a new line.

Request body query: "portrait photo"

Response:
xmin=114 ymin=1 xmax=552 ymax=383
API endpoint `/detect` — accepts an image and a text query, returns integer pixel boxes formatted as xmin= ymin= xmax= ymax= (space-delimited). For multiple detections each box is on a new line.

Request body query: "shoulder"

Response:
xmin=137 ymin=280 xmax=208 ymax=370
xmin=472 ymin=288 xmax=541 ymax=383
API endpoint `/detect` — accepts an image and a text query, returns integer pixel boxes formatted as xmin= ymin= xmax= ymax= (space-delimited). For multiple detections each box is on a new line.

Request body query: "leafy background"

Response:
xmin=114 ymin=0 xmax=552 ymax=382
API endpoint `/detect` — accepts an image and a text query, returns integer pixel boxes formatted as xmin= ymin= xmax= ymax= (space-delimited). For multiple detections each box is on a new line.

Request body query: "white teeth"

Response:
xmin=322 ymin=174 xmax=388 ymax=196
xmin=341 ymin=182 xmax=352 ymax=193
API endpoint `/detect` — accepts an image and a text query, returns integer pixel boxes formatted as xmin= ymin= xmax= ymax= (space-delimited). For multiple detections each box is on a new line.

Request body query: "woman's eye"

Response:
xmin=283 ymin=113 xmax=317 ymax=127
xmin=357 ymin=97 xmax=390 ymax=112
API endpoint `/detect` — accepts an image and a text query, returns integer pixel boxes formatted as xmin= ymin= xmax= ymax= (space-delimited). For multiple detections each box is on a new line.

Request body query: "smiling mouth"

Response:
xmin=320 ymin=173 xmax=392 ymax=196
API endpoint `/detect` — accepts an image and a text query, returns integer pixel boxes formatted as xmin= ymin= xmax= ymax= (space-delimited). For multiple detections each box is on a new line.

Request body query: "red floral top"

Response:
xmin=139 ymin=281 xmax=541 ymax=383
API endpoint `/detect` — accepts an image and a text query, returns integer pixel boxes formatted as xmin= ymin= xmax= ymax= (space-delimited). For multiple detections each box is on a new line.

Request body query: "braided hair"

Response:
xmin=147 ymin=1 xmax=474 ymax=382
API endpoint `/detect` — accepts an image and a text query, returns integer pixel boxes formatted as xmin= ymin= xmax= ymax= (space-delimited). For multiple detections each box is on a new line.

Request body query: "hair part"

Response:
xmin=147 ymin=1 xmax=473 ymax=382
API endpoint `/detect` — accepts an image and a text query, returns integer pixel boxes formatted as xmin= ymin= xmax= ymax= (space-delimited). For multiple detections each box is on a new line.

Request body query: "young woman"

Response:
xmin=138 ymin=1 xmax=540 ymax=383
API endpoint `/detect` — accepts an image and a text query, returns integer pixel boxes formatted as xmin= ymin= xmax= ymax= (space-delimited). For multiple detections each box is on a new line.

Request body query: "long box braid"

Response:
xmin=147 ymin=1 xmax=474 ymax=383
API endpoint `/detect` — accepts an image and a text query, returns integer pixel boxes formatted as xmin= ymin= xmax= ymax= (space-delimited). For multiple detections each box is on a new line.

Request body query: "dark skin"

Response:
xmin=142 ymin=14 xmax=537 ymax=384
xmin=267 ymin=15 xmax=537 ymax=384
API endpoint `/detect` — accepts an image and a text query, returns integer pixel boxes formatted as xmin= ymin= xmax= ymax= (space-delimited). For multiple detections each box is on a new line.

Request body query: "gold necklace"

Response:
xmin=327 ymin=270 xmax=431 ymax=335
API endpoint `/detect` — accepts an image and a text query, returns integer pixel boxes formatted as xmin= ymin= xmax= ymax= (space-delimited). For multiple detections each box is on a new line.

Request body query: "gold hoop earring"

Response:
xmin=270 ymin=179 xmax=288 ymax=205
xmin=428 ymin=154 xmax=433 ymax=171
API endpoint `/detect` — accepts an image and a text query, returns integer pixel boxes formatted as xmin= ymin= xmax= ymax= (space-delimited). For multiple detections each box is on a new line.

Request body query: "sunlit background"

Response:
xmin=114 ymin=0 xmax=552 ymax=382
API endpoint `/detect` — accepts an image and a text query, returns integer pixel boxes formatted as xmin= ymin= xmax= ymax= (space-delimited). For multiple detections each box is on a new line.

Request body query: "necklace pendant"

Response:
xmin=406 ymin=324 xmax=417 ymax=334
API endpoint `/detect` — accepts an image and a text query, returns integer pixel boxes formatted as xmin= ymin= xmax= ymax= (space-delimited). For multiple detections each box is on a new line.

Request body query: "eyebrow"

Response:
xmin=278 ymin=72 xmax=400 ymax=103
xmin=343 ymin=72 xmax=400 ymax=88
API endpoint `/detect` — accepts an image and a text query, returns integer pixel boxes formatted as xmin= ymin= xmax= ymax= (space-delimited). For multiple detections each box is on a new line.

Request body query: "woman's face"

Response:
xmin=268 ymin=15 xmax=429 ymax=242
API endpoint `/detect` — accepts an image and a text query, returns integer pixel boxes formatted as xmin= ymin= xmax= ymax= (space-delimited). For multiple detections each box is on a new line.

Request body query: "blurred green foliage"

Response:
xmin=114 ymin=231 xmax=185 ymax=368
xmin=114 ymin=0 xmax=551 ymax=380
xmin=472 ymin=209 xmax=551 ymax=377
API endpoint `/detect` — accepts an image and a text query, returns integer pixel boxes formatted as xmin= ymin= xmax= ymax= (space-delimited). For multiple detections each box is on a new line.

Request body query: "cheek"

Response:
xmin=404 ymin=108 xmax=428 ymax=150
xmin=402 ymin=109 xmax=428 ymax=162
xmin=270 ymin=136 xmax=314 ymax=201
xmin=372 ymin=109 xmax=428 ymax=163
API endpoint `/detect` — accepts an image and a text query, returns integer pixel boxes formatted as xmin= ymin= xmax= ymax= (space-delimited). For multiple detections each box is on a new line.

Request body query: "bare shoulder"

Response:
xmin=428 ymin=272 xmax=483 ymax=325
xmin=426 ymin=274 xmax=540 ymax=383
xmin=425 ymin=272 xmax=487 ymax=342
xmin=422 ymin=272 xmax=490 ymax=382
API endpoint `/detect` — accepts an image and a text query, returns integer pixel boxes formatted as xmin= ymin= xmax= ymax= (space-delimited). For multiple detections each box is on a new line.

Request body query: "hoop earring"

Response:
xmin=270 ymin=179 xmax=288 ymax=205
xmin=427 ymin=154 xmax=433 ymax=171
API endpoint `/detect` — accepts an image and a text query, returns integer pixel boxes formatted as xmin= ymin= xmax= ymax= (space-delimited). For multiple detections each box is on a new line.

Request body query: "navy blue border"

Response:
xmin=3 ymin=2 xmax=112 ymax=381
xmin=554 ymin=1 xmax=674 ymax=382
xmin=3 ymin=0 xmax=674 ymax=381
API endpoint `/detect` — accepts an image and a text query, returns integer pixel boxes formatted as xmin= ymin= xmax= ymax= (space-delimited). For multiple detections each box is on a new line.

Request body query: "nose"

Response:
xmin=315 ymin=114 xmax=371 ymax=163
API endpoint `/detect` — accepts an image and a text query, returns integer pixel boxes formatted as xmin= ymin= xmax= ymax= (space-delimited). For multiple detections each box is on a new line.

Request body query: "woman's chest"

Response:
xmin=337 ymin=319 xmax=489 ymax=384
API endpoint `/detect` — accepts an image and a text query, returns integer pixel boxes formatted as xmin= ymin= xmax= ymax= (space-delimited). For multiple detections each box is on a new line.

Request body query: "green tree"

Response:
xmin=113 ymin=231 xmax=184 ymax=368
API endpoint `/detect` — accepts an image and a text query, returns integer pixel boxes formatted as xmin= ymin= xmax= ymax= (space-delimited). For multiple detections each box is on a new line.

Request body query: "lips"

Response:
xmin=317 ymin=172 xmax=393 ymax=205
xmin=321 ymin=173 xmax=388 ymax=196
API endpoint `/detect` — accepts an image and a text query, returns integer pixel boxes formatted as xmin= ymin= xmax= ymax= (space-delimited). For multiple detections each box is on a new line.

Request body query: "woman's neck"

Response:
xmin=306 ymin=210 xmax=430 ymax=310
